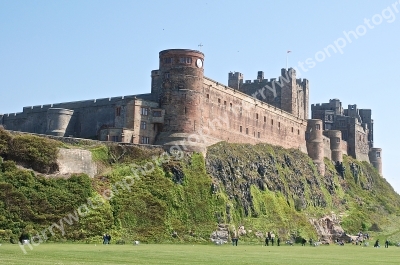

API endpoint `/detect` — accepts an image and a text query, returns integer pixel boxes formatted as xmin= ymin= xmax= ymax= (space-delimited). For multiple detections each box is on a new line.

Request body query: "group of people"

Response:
xmin=265 ymin=231 xmax=280 ymax=246
xmin=102 ymin=234 xmax=111 ymax=244
xmin=374 ymin=239 xmax=390 ymax=248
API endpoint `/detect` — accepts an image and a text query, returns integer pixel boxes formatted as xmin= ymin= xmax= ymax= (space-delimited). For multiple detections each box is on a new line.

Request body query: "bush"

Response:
xmin=8 ymin=135 xmax=60 ymax=173
xmin=0 ymin=127 xmax=12 ymax=156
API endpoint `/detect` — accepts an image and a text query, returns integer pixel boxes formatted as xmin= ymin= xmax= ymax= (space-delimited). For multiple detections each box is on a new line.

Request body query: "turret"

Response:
xmin=280 ymin=68 xmax=308 ymax=119
xmin=306 ymin=119 xmax=325 ymax=175
xmin=228 ymin=72 xmax=243 ymax=90
xmin=302 ymin=79 xmax=309 ymax=119
xmin=46 ymin=108 xmax=74 ymax=136
xmin=155 ymin=49 xmax=205 ymax=152
xmin=280 ymin=68 xmax=296 ymax=116
xmin=150 ymin=69 xmax=161 ymax=102
xmin=369 ymin=148 xmax=382 ymax=176
xmin=324 ymin=130 xmax=343 ymax=162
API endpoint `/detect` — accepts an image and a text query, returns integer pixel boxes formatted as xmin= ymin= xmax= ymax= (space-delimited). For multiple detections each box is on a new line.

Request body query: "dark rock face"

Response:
xmin=203 ymin=142 xmax=400 ymax=244
xmin=163 ymin=162 xmax=185 ymax=184
xmin=206 ymin=143 xmax=331 ymax=217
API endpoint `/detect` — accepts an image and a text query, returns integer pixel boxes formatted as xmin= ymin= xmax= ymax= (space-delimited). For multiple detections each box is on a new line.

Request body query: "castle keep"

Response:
xmin=0 ymin=49 xmax=382 ymax=175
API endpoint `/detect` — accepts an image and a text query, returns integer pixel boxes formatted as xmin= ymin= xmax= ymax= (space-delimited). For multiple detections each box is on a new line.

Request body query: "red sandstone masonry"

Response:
xmin=202 ymin=77 xmax=307 ymax=152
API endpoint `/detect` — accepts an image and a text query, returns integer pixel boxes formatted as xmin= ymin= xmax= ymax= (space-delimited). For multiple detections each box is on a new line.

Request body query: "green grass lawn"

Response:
xmin=0 ymin=243 xmax=399 ymax=265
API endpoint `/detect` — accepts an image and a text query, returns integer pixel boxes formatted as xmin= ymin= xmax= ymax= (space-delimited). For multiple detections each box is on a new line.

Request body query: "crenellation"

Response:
xmin=0 ymin=48 xmax=383 ymax=176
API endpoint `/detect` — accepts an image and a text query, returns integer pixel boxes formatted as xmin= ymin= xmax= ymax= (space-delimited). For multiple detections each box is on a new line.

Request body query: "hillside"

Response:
xmin=1 ymin=128 xmax=400 ymax=244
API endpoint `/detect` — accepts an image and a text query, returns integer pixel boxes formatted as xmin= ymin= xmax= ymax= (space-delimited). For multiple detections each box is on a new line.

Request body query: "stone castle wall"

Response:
xmin=0 ymin=48 xmax=382 ymax=176
xmin=201 ymin=77 xmax=307 ymax=152
xmin=1 ymin=94 xmax=156 ymax=140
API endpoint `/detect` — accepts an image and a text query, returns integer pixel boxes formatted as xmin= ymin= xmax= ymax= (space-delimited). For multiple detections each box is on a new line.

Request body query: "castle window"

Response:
xmin=164 ymin=57 xmax=172 ymax=64
xmin=206 ymin=94 xmax=209 ymax=99
xmin=141 ymin=107 xmax=148 ymax=116
xmin=376 ymin=152 xmax=381 ymax=158
xmin=164 ymin=72 xmax=170 ymax=79
xmin=258 ymin=132 xmax=260 ymax=138
xmin=230 ymin=103 xmax=232 ymax=109
xmin=141 ymin=121 xmax=147 ymax=130
xmin=256 ymin=113 xmax=259 ymax=120
xmin=153 ymin=111 xmax=161 ymax=117
xmin=291 ymin=127 xmax=294 ymax=133
xmin=218 ymin=98 xmax=221 ymax=104
xmin=278 ymin=122 xmax=281 ymax=129
xmin=297 ymin=129 xmax=300 ymax=135
xmin=240 ymin=126 xmax=242 ymax=133
xmin=246 ymin=128 xmax=249 ymax=134
xmin=315 ymin=124 xmax=320 ymax=130
xmin=141 ymin=136 xmax=149 ymax=144
xmin=264 ymin=116 xmax=266 ymax=122
xmin=336 ymin=138 xmax=340 ymax=143
xmin=224 ymin=101 xmax=227 ymax=106
xmin=179 ymin=57 xmax=192 ymax=64
xmin=116 ymin=107 xmax=121 ymax=117
xmin=271 ymin=119 xmax=274 ymax=126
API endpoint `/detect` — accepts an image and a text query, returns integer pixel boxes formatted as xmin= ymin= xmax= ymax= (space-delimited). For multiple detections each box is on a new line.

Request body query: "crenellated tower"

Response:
xmin=280 ymin=68 xmax=309 ymax=119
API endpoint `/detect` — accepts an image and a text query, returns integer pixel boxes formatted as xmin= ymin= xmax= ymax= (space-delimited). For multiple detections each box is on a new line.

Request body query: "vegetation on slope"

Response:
xmin=1 ymin=127 xmax=400 ymax=244
xmin=0 ymin=128 xmax=60 ymax=173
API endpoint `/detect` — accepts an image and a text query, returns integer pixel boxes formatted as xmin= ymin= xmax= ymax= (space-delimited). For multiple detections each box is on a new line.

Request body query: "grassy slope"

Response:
xmin=1 ymin=128 xmax=400 ymax=244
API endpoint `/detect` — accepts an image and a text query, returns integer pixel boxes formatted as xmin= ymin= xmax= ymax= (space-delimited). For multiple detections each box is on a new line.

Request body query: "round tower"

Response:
xmin=369 ymin=147 xmax=382 ymax=176
xmin=306 ymin=119 xmax=325 ymax=175
xmin=46 ymin=108 xmax=74 ymax=136
xmin=156 ymin=49 xmax=205 ymax=152
xmin=325 ymin=130 xmax=343 ymax=162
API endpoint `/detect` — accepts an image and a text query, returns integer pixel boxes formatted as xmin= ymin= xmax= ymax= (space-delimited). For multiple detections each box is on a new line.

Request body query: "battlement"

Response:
xmin=236 ymin=69 xmax=308 ymax=87
xmin=228 ymin=72 xmax=243 ymax=79
xmin=8 ymin=94 xmax=153 ymax=115
xmin=0 ymin=48 xmax=382 ymax=176
xmin=3 ymin=112 xmax=25 ymax=119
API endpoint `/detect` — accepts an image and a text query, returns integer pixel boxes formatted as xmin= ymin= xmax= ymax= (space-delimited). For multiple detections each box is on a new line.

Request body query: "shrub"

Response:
xmin=8 ymin=134 xmax=60 ymax=173
xmin=0 ymin=127 xmax=12 ymax=156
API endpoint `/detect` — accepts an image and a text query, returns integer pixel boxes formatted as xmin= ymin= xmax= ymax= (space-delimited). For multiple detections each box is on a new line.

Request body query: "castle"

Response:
xmin=0 ymin=49 xmax=382 ymax=175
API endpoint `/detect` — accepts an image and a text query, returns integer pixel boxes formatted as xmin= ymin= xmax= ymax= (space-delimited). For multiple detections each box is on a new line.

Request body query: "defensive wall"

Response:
xmin=1 ymin=94 xmax=157 ymax=142
xmin=201 ymin=76 xmax=308 ymax=152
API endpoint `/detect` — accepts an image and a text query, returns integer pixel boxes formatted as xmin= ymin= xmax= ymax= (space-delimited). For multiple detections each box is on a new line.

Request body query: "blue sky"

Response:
xmin=1 ymin=0 xmax=400 ymax=193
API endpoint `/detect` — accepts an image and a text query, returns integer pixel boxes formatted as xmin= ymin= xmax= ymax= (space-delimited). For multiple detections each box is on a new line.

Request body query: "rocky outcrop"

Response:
xmin=210 ymin=224 xmax=229 ymax=244
xmin=206 ymin=143 xmax=331 ymax=217
xmin=309 ymin=214 xmax=345 ymax=243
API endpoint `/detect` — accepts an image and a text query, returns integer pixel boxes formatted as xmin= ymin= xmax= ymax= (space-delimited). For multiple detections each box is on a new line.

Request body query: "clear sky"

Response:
xmin=1 ymin=1 xmax=400 ymax=193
